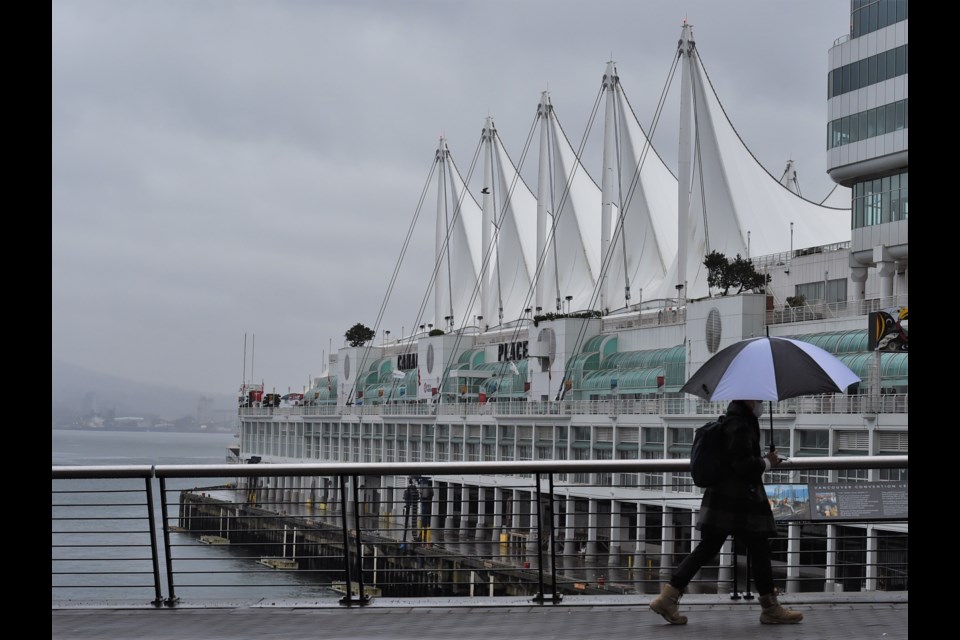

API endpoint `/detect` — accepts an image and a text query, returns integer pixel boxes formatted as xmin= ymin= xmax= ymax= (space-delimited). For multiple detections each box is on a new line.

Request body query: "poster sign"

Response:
xmin=766 ymin=483 xmax=810 ymax=521
xmin=809 ymin=482 xmax=908 ymax=521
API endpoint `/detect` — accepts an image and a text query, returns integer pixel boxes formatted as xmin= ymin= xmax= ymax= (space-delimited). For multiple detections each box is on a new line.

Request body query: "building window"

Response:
xmin=619 ymin=448 xmax=639 ymax=487
xmin=851 ymin=0 xmax=909 ymax=39
xmin=828 ymin=44 xmax=908 ymax=99
xmin=795 ymin=279 xmax=846 ymax=305
xmin=797 ymin=430 xmax=829 ymax=455
xmin=828 ymin=99 xmax=908 ymax=150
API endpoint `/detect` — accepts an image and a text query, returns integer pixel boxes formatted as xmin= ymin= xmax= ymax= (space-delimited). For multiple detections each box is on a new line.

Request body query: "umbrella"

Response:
xmin=680 ymin=336 xmax=860 ymax=450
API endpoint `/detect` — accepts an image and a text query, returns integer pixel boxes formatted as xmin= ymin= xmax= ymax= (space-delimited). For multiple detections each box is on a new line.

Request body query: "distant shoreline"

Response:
xmin=52 ymin=426 xmax=236 ymax=434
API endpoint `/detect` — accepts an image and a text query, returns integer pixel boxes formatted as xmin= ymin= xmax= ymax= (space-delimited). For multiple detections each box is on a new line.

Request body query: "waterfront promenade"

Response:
xmin=53 ymin=592 xmax=908 ymax=639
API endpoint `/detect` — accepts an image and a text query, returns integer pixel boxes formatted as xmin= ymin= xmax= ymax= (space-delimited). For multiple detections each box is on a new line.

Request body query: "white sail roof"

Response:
xmin=680 ymin=49 xmax=850 ymax=300
xmin=540 ymin=108 xmax=601 ymax=312
xmin=606 ymin=81 xmax=679 ymax=306
xmin=434 ymin=139 xmax=481 ymax=328
xmin=488 ymin=127 xmax=537 ymax=321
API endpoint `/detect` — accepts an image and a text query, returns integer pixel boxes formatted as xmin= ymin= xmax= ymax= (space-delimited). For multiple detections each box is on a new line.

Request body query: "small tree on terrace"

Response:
xmin=345 ymin=323 xmax=376 ymax=347
xmin=703 ymin=251 xmax=771 ymax=295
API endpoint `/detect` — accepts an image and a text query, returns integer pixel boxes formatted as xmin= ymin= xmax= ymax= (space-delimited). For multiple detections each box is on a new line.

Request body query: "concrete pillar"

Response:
xmin=585 ymin=497 xmax=599 ymax=568
xmin=526 ymin=489 xmax=540 ymax=563
xmin=508 ymin=489 xmax=522 ymax=560
xmin=718 ymin=537 xmax=734 ymax=592
xmin=824 ymin=524 xmax=839 ymax=592
xmin=459 ymin=484 xmax=472 ymax=550
xmin=430 ymin=480 xmax=442 ymax=539
xmin=563 ymin=495 xmax=577 ymax=560
xmin=632 ymin=503 xmax=645 ymax=583
xmin=659 ymin=507 xmax=675 ymax=582
xmin=476 ymin=486 xmax=488 ymax=540
xmin=491 ymin=486 xmax=504 ymax=542
xmin=445 ymin=482 xmax=457 ymax=543
xmin=608 ymin=500 xmax=622 ymax=570
xmin=864 ymin=525 xmax=878 ymax=591
xmin=875 ymin=246 xmax=896 ymax=308
xmin=849 ymin=254 xmax=867 ymax=312
xmin=786 ymin=522 xmax=801 ymax=593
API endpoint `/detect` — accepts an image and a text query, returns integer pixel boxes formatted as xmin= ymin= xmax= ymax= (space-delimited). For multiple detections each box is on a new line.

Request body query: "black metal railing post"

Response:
xmin=531 ymin=472 xmax=562 ymax=604
xmin=547 ymin=473 xmax=561 ymax=602
xmin=532 ymin=473 xmax=546 ymax=603
xmin=351 ymin=474 xmax=371 ymax=605
xmin=144 ymin=476 xmax=164 ymax=607
xmin=337 ymin=474 xmax=355 ymax=605
xmin=157 ymin=477 xmax=178 ymax=606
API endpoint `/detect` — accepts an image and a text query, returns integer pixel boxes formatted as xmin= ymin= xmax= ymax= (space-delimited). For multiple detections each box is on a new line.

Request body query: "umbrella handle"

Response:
xmin=768 ymin=403 xmax=776 ymax=453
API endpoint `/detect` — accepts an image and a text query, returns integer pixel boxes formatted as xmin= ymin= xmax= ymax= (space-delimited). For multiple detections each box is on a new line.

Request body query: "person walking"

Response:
xmin=649 ymin=399 xmax=803 ymax=625
xmin=402 ymin=478 xmax=421 ymax=541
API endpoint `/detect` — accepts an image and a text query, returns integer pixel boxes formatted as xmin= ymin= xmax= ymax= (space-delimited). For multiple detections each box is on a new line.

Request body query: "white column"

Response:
xmin=563 ymin=494 xmax=577 ymax=559
xmin=824 ymin=523 xmax=839 ymax=592
xmin=585 ymin=497 xmax=599 ymax=567
xmin=445 ymin=482 xmax=457 ymax=541
xmin=491 ymin=486 xmax=504 ymax=542
xmin=849 ymin=253 xmax=868 ymax=312
xmin=526 ymin=489 xmax=540 ymax=563
xmin=718 ymin=537 xmax=734 ymax=591
xmin=875 ymin=246 xmax=896 ymax=308
xmin=865 ymin=525 xmax=879 ymax=591
xmin=659 ymin=507 xmax=675 ymax=582
xmin=475 ymin=486 xmax=488 ymax=541
xmin=786 ymin=522 xmax=801 ymax=593
xmin=608 ymin=500 xmax=622 ymax=569
xmin=633 ymin=503 xmax=645 ymax=581
xmin=460 ymin=484 xmax=472 ymax=549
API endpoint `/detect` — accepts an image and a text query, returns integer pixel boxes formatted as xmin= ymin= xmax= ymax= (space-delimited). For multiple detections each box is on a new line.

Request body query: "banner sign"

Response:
xmin=765 ymin=481 xmax=908 ymax=522
xmin=808 ymin=481 xmax=908 ymax=521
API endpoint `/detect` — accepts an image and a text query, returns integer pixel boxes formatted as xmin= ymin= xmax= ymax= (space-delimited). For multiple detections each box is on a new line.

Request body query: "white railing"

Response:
xmin=240 ymin=394 xmax=908 ymax=420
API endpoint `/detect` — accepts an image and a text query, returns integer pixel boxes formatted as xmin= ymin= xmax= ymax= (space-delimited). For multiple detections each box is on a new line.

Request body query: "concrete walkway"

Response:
xmin=53 ymin=592 xmax=908 ymax=640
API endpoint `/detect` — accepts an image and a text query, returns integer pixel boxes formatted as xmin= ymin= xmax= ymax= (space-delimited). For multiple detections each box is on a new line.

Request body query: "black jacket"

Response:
xmin=695 ymin=400 xmax=777 ymax=537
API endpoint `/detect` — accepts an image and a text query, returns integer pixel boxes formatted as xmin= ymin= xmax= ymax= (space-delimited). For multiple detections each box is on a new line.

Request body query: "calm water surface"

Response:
xmin=52 ymin=429 xmax=334 ymax=603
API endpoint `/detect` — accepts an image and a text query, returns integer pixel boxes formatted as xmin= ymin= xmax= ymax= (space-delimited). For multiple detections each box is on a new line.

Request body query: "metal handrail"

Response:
xmin=53 ymin=456 xmax=908 ymax=608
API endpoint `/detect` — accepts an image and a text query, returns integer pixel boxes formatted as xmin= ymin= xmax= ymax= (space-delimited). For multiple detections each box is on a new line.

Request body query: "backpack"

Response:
xmin=690 ymin=415 xmax=729 ymax=488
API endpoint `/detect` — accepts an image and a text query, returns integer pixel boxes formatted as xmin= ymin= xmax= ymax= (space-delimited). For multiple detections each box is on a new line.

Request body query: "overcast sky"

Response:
xmin=52 ymin=0 xmax=851 ymax=397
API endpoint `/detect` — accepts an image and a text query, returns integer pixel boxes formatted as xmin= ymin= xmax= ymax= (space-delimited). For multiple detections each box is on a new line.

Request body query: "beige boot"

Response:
xmin=650 ymin=583 xmax=687 ymax=625
xmin=759 ymin=593 xmax=803 ymax=624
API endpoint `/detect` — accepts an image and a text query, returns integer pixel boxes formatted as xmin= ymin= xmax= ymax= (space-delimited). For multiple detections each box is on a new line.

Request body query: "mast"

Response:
xmin=600 ymin=61 xmax=618 ymax=313
xmin=535 ymin=92 xmax=551 ymax=316
xmin=481 ymin=118 xmax=494 ymax=329
xmin=677 ymin=21 xmax=695 ymax=307
xmin=434 ymin=137 xmax=448 ymax=329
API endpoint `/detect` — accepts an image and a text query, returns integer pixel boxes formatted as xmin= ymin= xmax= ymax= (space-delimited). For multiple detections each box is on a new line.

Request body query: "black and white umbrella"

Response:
xmin=680 ymin=336 xmax=860 ymax=450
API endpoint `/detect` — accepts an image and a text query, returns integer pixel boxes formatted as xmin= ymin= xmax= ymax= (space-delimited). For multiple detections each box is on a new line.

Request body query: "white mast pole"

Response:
xmin=481 ymin=117 xmax=495 ymax=328
xmin=435 ymin=137 xmax=448 ymax=329
xmin=600 ymin=61 xmax=618 ymax=313
xmin=677 ymin=21 xmax=695 ymax=308
xmin=535 ymin=92 xmax=551 ymax=315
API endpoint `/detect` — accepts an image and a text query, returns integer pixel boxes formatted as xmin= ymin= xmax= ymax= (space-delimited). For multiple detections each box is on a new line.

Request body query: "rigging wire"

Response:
xmin=344 ymin=155 xmax=439 ymax=405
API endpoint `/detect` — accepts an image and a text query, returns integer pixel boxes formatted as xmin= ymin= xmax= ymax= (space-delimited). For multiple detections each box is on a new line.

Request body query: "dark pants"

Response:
xmin=669 ymin=530 xmax=774 ymax=596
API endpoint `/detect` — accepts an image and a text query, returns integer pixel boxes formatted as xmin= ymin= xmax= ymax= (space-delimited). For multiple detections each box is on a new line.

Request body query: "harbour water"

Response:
xmin=52 ymin=429 xmax=336 ymax=603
